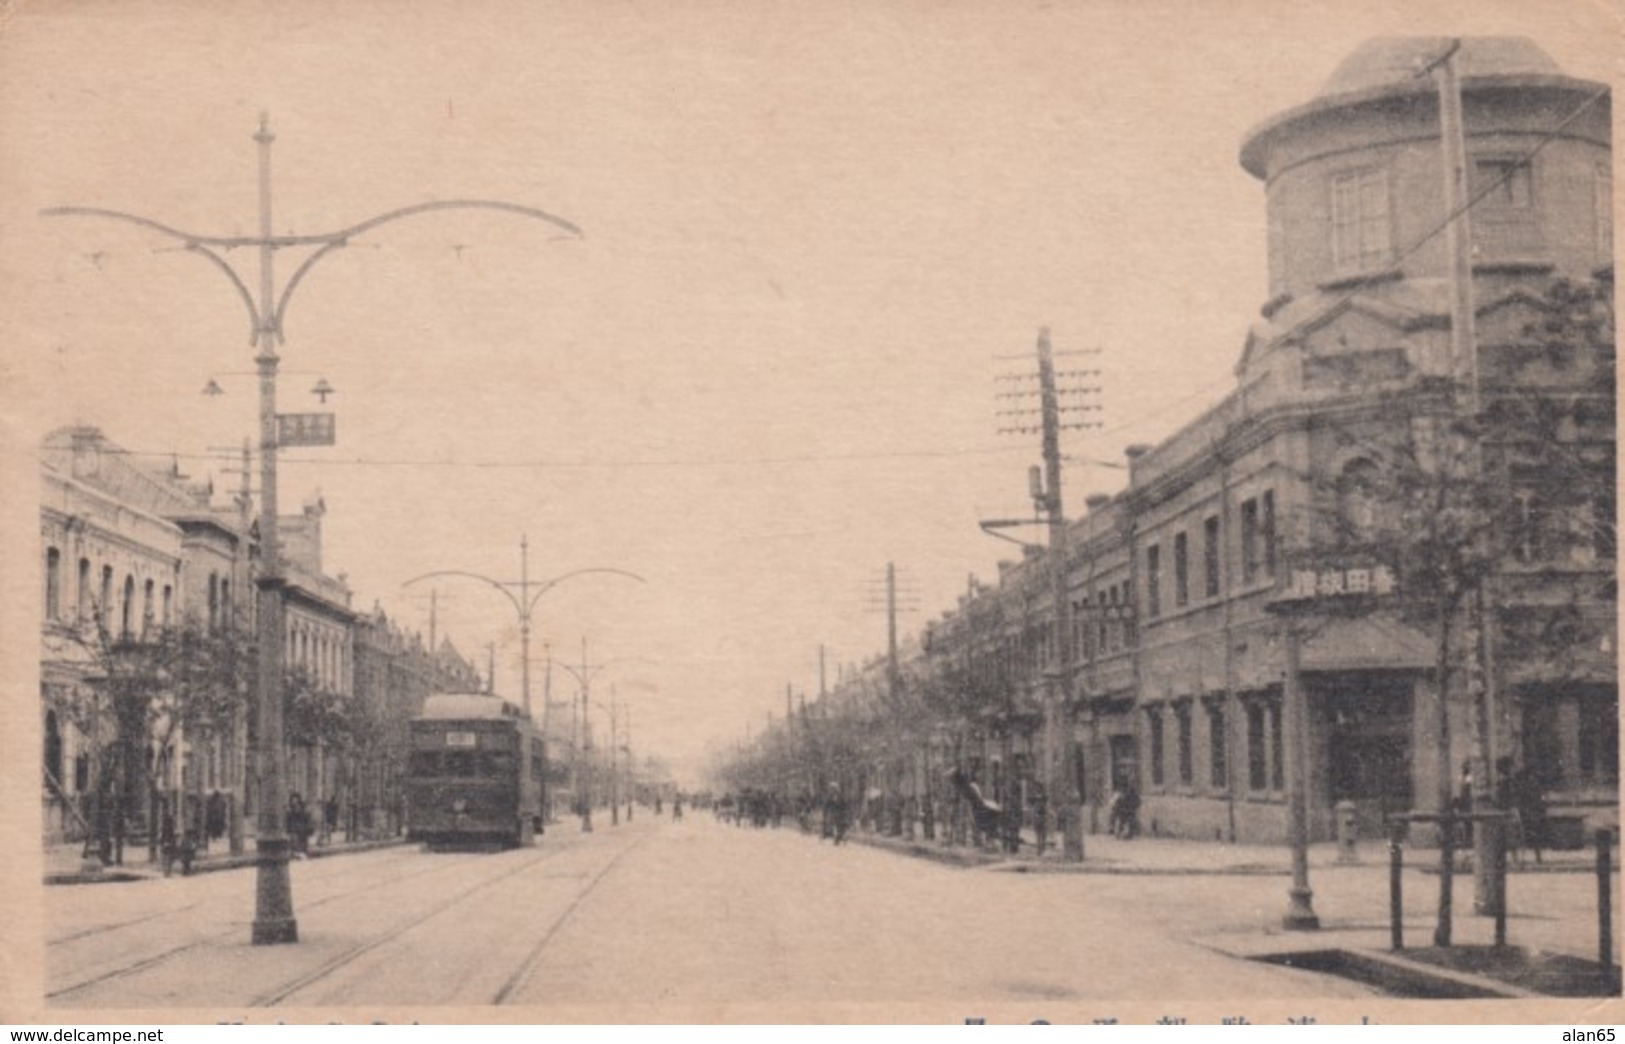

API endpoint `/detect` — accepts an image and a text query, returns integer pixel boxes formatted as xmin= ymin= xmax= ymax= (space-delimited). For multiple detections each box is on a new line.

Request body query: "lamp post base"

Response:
xmin=1062 ymin=803 xmax=1085 ymax=862
xmin=1283 ymin=886 xmax=1321 ymax=931
xmin=251 ymin=836 xmax=298 ymax=945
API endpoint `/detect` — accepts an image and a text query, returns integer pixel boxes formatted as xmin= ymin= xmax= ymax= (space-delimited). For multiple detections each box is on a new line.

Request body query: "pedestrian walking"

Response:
xmin=287 ymin=792 xmax=312 ymax=858
xmin=159 ymin=804 xmax=178 ymax=877
xmin=205 ymin=790 xmax=227 ymax=843
xmin=824 ymin=782 xmax=850 ymax=845
xmin=1030 ymin=780 xmax=1049 ymax=855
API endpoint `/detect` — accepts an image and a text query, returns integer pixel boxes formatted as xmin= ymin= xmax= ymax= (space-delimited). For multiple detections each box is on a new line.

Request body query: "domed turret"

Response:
xmin=1239 ymin=37 xmax=1610 ymax=309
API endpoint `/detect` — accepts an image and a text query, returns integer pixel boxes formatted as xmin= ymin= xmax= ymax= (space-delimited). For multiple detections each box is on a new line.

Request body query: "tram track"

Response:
xmin=46 ymin=845 xmax=495 ymax=1001
xmin=253 ymin=841 xmax=574 ymax=1006
xmin=491 ymin=827 xmax=652 ymax=1005
xmin=47 ymin=847 xmax=427 ymax=947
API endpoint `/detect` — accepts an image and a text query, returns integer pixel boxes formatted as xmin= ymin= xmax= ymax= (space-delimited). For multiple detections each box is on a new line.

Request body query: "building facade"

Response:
xmin=794 ymin=37 xmax=1615 ymax=848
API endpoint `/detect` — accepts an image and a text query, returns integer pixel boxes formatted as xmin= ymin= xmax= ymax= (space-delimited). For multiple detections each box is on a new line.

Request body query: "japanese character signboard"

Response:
xmin=1278 ymin=563 xmax=1396 ymax=605
xmin=276 ymin=412 xmax=336 ymax=447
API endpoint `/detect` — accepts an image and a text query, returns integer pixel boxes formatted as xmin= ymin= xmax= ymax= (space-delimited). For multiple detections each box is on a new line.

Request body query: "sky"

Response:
xmin=3 ymin=0 xmax=1617 ymax=784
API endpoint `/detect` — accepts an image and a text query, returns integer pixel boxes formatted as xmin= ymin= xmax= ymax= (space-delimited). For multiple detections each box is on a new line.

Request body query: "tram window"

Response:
xmin=408 ymin=751 xmax=440 ymax=776
xmin=443 ymin=751 xmax=477 ymax=777
xmin=483 ymin=751 xmax=514 ymax=776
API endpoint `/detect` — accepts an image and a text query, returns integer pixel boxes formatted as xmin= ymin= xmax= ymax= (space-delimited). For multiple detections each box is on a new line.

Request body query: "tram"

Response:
xmin=405 ymin=692 xmax=545 ymax=849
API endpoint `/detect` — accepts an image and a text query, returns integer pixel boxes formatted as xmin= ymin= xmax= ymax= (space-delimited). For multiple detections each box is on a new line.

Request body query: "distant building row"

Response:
xmin=39 ymin=425 xmax=482 ymax=849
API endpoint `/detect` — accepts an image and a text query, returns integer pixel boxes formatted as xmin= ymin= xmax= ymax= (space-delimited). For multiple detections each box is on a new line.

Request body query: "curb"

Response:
xmin=45 ymin=837 xmax=408 ymax=885
xmin=1253 ymin=947 xmax=1539 ymax=1000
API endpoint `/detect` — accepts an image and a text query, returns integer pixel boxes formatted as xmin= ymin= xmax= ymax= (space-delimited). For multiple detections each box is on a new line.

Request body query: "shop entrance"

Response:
xmin=1319 ymin=676 xmax=1414 ymax=837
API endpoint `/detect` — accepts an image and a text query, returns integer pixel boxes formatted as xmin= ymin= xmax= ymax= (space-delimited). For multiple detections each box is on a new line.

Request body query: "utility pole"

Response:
xmin=47 ymin=117 xmax=583 ymax=945
xmin=989 ymin=327 xmax=1103 ymax=862
xmin=1425 ymin=38 xmax=1502 ymax=931
xmin=553 ymin=638 xmax=652 ymax=831
xmin=428 ymin=589 xmax=439 ymax=668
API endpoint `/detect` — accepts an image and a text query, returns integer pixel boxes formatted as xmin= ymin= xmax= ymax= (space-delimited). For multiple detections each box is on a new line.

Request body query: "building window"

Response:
xmin=1145 ymin=544 xmax=1162 ymax=618
xmin=99 ymin=566 xmax=113 ymax=626
xmin=1597 ymin=162 xmax=1613 ymax=264
xmin=45 ymin=547 xmax=61 ymax=620
xmin=1270 ymin=700 xmax=1285 ymax=791
xmin=208 ymin=573 xmax=220 ymax=630
xmin=1262 ymin=490 xmax=1277 ymax=579
xmin=162 ymin=585 xmax=173 ymax=628
xmin=1241 ymin=498 xmax=1260 ymax=584
xmin=1209 ymin=703 xmax=1228 ymax=788
xmin=1247 ymin=703 xmax=1268 ymax=791
xmin=142 ymin=579 xmax=154 ymax=637
xmin=1473 ymin=158 xmax=1533 ymax=210
xmin=1173 ymin=531 xmax=1189 ymax=608
xmin=1338 ymin=459 xmax=1381 ymax=545
xmin=1175 ymin=702 xmax=1193 ymax=786
xmin=1595 ymin=485 xmax=1617 ymax=561
xmin=78 ymin=559 xmax=91 ymax=622
xmin=120 ymin=575 xmax=134 ymax=639
xmin=44 ymin=709 xmax=62 ymax=787
xmin=1203 ymin=515 xmax=1221 ymax=599
xmin=1580 ymin=693 xmax=1619 ymax=785
xmin=1148 ymin=708 xmax=1166 ymax=787
xmin=1121 ymin=580 xmax=1137 ymax=646
xmin=1331 ymin=168 xmax=1391 ymax=273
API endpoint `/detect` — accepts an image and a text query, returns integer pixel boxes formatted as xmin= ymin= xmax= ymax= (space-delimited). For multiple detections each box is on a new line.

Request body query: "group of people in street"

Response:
xmin=285 ymin=792 xmax=341 ymax=858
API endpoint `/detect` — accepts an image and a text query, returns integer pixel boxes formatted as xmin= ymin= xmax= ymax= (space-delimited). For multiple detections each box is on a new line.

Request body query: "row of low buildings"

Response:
xmin=758 ymin=37 xmax=1617 ymax=847
xmin=39 ymin=424 xmax=484 ymax=851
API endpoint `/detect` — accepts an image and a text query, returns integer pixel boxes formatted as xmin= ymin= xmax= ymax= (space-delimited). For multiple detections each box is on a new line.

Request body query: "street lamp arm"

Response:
xmin=185 ymin=243 xmax=263 ymax=344
xmin=272 ymin=238 xmax=347 ymax=345
xmin=524 ymin=567 xmax=647 ymax=615
xmin=39 ymin=207 xmax=264 ymax=339
xmin=270 ymin=200 xmax=583 ymax=342
xmin=295 ymin=199 xmax=583 ymax=247
xmin=41 ymin=205 xmax=242 ymax=248
xmin=554 ymin=655 xmax=654 ymax=688
xmin=402 ymin=569 xmax=524 ymax=620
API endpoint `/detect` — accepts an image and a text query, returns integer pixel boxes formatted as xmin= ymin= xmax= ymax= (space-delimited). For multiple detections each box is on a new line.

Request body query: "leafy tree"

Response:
xmin=62 ymin=611 xmax=254 ymax=862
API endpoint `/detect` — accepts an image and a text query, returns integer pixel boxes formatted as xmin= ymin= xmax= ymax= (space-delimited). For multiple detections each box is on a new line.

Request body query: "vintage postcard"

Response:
xmin=1 ymin=0 xmax=1620 ymax=1027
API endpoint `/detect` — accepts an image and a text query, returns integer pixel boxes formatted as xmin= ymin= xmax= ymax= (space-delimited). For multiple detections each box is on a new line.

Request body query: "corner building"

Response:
xmin=920 ymin=37 xmax=1614 ymax=846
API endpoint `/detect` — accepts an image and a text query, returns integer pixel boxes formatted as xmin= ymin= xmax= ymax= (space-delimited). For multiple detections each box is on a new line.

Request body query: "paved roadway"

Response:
xmin=46 ymin=813 xmax=1421 ymax=1015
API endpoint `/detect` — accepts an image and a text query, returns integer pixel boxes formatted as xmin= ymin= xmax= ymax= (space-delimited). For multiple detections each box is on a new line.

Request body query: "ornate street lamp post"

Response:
xmin=46 ymin=117 xmax=580 ymax=943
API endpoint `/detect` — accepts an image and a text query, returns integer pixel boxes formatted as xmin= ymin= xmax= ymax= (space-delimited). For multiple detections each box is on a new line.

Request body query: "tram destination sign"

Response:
xmin=277 ymin=411 xmax=336 ymax=447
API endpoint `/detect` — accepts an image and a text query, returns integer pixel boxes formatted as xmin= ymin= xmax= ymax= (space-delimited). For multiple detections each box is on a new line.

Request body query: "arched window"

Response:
xmin=120 ymin=575 xmax=135 ymax=639
xmin=78 ymin=559 xmax=91 ymax=622
xmin=143 ymin=579 xmax=155 ymax=636
xmin=99 ymin=566 xmax=113 ymax=626
xmin=45 ymin=548 xmax=61 ymax=620
xmin=208 ymin=573 xmax=220 ymax=631
xmin=44 ymin=709 xmax=62 ymax=787
xmin=1336 ymin=458 xmax=1382 ymax=546
xmin=162 ymin=585 xmax=173 ymax=628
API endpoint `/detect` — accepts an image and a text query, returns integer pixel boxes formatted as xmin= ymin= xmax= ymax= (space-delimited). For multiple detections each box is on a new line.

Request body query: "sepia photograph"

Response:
xmin=1 ymin=0 xmax=1619 ymax=1027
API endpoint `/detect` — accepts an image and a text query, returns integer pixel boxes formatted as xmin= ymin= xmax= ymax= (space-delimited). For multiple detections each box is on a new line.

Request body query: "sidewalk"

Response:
xmin=846 ymin=825 xmax=1605 ymax=876
xmin=845 ymin=825 xmax=1619 ymax=998
xmin=45 ymin=829 xmax=408 ymax=885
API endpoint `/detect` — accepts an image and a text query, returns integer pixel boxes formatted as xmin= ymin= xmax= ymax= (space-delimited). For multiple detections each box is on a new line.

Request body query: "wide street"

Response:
xmin=42 ymin=812 xmax=1424 ymax=1016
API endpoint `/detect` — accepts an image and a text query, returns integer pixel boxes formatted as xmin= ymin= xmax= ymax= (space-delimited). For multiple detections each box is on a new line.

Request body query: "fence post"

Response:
xmin=1598 ymin=829 xmax=1613 ymax=973
xmin=1389 ymin=819 xmax=1405 ymax=951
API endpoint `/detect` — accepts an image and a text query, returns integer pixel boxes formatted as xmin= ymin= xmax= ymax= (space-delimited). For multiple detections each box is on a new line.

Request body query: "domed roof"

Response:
xmin=1320 ymin=36 xmax=1562 ymax=98
xmin=1240 ymin=36 xmax=1595 ymax=179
